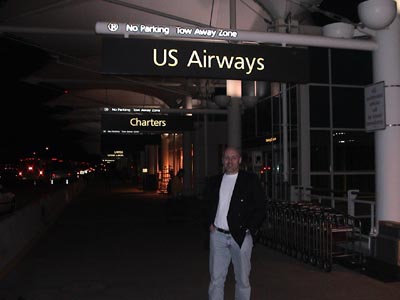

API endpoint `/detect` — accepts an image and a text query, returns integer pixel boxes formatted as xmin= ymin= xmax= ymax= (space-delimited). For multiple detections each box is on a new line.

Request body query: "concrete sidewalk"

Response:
xmin=1 ymin=182 xmax=400 ymax=300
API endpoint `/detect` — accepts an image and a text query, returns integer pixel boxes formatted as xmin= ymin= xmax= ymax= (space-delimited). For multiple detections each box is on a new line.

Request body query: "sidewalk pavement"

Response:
xmin=1 ymin=182 xmax=400 ymax=300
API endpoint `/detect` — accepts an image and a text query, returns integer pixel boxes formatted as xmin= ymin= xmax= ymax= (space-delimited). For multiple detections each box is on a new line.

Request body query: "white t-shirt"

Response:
xmin=214 ymin=173 xmax=238 ymax=230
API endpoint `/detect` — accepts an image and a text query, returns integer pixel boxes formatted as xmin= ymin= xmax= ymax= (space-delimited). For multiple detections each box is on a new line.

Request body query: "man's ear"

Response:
xmin=239 ymin=157 xmax=242 ymax=164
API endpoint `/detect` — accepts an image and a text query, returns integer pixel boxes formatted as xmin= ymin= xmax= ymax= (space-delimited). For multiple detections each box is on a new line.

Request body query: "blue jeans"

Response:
xmin=208 ymin=230 xmax=253 ymax=300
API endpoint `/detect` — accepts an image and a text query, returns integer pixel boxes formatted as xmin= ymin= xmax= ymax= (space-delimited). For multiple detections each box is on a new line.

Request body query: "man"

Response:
xmin=171 ymin=169 xmax=184 ymax=199
xmin=204 ymin=147 xmax=266 ymax=300
xmin=166 ymin=169 xmax=184 ymax=220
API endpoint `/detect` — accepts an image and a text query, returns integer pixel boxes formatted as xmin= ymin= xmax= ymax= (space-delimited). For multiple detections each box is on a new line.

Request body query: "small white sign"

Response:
xmin=252 ymin=151 xmax=263 ymax=166
xmin=365 ymin=81 xmax=386 ymax=132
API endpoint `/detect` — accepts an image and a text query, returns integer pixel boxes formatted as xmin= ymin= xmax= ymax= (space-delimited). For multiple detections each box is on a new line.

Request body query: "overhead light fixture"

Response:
xmin=358 ymin=0 xmax=397 ymax=30
xmin=322 ymin=22 xmax=355 ymax=38
xmin=214 ymin=95 xmax=231 ymax=108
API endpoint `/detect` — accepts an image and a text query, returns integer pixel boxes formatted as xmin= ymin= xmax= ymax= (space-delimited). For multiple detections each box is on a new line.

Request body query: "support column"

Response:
xmin=183 ymin=132 xmax=192 ymax=194
xmin=374 ymin=2 xmax=400 ymax=224
xmin=227 ymin=1 xmax=241 ymax=151
xmin=298 ymin=85 xmax=311 ymax=188
xmin=228 ymin=97 xmax=241 ymax=150
xmin=161 ymin=133 xmax=169 ymax=171
xmin=204 ymin=113 xmax=208 ymax=176
xmin=227 ymin=80 xmax=242 ymax=150
xmin=281 ymin=83 xmax=289 ymax=201
xmin=281 ymin=83 xmax=289 ymax=183
xmin=183 ymin=96 xmax=193 ymax=194
xmin=147 ymin=145 xmax=157 ymax=175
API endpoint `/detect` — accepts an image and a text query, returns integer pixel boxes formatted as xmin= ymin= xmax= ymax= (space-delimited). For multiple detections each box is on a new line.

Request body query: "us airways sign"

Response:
xmin=101 ymin=38 xmax=309 ymax=82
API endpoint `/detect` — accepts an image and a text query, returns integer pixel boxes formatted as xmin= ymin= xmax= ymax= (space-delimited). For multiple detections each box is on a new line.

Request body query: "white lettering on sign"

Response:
xmin=175 ymin=27 xmax=238 ymax=39
xmin=176 ymin=27 xmax=193 ymax=35
xmin=130 ymin=117 xmax=167 ymax=127
xmin=119 ymin=23 xmax=240 ymax=40
xmin=218 ymin=29 xmax=238 ymax=38
xmin=143 ymin=24 xmax=169 ymax=35
xmin=365 ymin=81 xmax=385 ymax=131
xmin=186 ymin=50 xmax=264 ymax=74
xmin=194 ymin=28 xmax=217 ymax=38
xmin=126 ymin=24 xmax=139 ymax=32
xmin=153 ymin=49 xmax=178 ymax=67
xmin=97 ymin=21 xmax=246 ymax=41
xmin=126 ymin=24 xmax=170 ymax=35
xmin=150 ymin=47 xmax=265 ymax=75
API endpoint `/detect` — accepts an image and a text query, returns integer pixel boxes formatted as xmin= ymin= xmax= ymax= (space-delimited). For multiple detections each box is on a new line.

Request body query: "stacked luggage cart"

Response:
xmin=259 ymin=200 xmax=364 ymax=272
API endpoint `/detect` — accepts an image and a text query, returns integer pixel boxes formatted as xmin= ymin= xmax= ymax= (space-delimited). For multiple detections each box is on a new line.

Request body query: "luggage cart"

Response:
xmin=328 ymin=212 xmax=363 ymax=268
xmin=309 ymin=208 xmax=323 ymax=267
xmin=260 ymin=201 xmax=364 ymax=272
xmin=318 ymin=209 xmax=333 ymax=272
xmin=260 ymin=200 xmax=278 ymax=247
xmin=296 ymin=205 xmax=308 ymax=260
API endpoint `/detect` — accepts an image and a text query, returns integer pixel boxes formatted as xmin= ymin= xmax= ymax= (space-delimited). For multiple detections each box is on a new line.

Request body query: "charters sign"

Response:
xmin=130 ymin=117 xmax=167 ymax=127
xmin=101 ymin=110 xmax=194 ymax=134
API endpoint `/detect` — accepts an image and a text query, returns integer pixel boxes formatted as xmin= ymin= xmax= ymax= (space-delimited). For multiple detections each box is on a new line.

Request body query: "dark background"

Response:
xmin=0 ymin=0 xmax=364 ymax=163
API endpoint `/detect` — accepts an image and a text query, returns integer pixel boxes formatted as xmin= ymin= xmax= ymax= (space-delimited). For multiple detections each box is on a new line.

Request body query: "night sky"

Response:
xmin=0 ymin=38 xmax=91 ymax=163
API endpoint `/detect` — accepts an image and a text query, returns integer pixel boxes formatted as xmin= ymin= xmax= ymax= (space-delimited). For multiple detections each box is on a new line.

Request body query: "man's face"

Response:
xmin=223 ymin=148 xmax=241 ymax=174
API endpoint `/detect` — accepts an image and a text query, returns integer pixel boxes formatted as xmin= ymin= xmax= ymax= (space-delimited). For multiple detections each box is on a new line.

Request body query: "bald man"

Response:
xmin=204 ymin=147 xmax=266 ymax=300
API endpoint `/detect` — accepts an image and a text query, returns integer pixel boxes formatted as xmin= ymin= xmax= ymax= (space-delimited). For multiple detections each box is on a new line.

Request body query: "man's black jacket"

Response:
xmin=204 ymin=170 xmax=266 ymax=247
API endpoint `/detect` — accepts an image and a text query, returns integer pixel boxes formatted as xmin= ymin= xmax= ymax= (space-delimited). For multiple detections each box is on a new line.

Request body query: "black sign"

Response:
xmin=101 ymin=113 xmax=193 ymax=134
xmin=101 ymin=134 xmax=161 ymax=152
xmin=102 ymin=38 xmax=310 ymax=83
